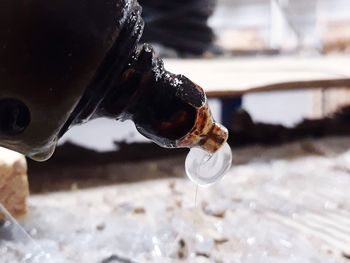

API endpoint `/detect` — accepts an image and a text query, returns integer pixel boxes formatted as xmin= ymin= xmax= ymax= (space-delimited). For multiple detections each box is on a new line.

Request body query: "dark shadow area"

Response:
xmin=227 ymin=106 xmax=350 ymax=146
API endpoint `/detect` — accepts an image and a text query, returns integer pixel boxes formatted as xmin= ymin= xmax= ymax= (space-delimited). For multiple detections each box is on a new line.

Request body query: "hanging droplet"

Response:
xmin=185 ymin=142 xmax=232 ymax=186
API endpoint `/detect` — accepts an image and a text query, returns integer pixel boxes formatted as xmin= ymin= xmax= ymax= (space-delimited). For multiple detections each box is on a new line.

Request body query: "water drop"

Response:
xmin=185 ymin=142 xmax=232 ymax=186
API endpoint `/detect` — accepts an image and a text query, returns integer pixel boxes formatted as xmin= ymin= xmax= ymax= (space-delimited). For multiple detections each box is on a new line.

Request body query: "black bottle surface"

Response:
xmin=0 ymin=0 xmax=228 ymax=161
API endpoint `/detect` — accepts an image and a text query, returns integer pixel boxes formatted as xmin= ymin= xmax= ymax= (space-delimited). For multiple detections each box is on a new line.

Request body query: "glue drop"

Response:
xmin=185 ymin=142 xmax=232 ymax=186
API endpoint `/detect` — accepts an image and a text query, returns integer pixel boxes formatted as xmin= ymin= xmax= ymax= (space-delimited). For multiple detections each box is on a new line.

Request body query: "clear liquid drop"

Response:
xmin=185 ymin=142 xmax=232 ymax=186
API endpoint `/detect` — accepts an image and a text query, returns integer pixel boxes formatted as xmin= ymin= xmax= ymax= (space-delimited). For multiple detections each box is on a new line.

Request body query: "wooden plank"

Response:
xmin=164 ymin=56 xmax=350 ymax=97
xmin=0 ymin=147 xmax=28 ymax=219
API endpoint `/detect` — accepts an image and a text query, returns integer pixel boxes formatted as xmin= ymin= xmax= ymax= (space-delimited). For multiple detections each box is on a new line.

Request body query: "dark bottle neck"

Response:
xmin=59 ymin=4 xmax=228 ymax=154
xmin=99 ymin=44 xmax=228 ymax=152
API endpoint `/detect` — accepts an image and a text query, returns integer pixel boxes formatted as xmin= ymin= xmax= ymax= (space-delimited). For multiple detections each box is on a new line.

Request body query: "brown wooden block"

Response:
xmin=0 ymin=147 xmax=28 ymax=219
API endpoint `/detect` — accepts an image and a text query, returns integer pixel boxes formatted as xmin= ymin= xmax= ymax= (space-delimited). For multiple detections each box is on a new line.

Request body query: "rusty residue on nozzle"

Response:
xmin=177 ymin=103 xmax=229 ymax=154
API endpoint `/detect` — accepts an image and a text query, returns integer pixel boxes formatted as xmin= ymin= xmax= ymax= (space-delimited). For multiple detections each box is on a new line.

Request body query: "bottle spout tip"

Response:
xmin=198 ymin=122 xmax=229 ymax=154
xmin=177 ymin=103 xmax=229 ymax=154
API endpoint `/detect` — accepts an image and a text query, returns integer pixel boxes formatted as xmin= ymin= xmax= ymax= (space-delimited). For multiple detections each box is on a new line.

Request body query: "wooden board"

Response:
xmin=164 ymin=56 xmax=350 ymax=97
xmin=0 ymin=147 xmax=28 ymax=219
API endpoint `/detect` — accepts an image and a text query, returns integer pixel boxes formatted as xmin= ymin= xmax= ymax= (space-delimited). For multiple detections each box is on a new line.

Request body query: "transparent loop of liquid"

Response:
xmin=185 ymin=142 xmax=232 ymax=186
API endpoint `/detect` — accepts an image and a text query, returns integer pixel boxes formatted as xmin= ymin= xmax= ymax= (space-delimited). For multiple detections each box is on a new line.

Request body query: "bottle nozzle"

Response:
xmin=177 ymin=104 xmax=229 ymax=154
xmin=101 ymin=44 xmax=229 ymax=154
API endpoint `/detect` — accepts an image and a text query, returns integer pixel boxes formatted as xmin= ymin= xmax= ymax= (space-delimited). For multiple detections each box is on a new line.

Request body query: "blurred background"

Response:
xmin=2 ymin=0 xmax=350 ymax=262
